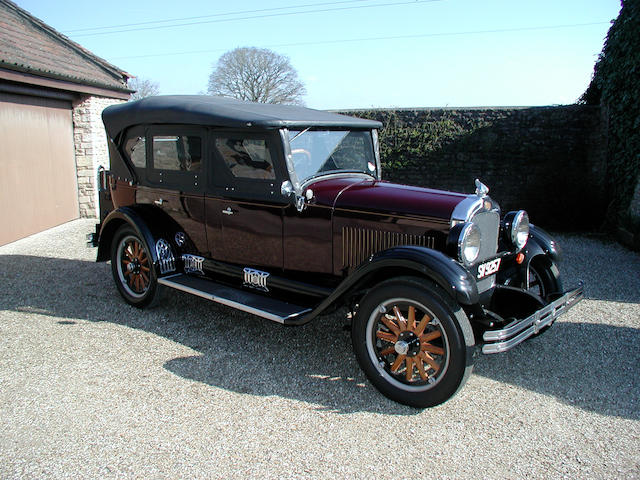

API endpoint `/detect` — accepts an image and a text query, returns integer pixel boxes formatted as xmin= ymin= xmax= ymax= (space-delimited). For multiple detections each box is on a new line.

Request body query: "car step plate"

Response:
xmin=158 ymin=273 xmax=311 ymax=323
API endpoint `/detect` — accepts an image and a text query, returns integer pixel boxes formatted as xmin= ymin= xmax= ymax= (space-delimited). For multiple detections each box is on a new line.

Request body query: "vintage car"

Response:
xmin=89 ymin=95 xmax=583 ymax=407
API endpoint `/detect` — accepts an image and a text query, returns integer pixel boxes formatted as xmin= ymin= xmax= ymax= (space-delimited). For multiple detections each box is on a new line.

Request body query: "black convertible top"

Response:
xmin=102 ymin=95 xmax=382 ymax=138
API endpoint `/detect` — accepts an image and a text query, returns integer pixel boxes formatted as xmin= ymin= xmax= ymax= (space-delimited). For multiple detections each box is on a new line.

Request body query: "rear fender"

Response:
xmin=96 ymin=206 xmax=183 ymax=279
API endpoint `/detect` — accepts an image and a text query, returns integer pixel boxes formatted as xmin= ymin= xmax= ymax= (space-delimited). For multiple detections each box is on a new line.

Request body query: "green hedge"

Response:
xmin=581 ymin=0 xmax=640 ymax=227
xmin=346 ymin=110 xmax=485 ymax=171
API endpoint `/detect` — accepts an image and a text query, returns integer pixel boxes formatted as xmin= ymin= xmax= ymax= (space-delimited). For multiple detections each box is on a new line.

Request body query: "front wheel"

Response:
xmin=351 ymin=278 xmax=474 ymax=408
xmin=501 ymin=255 xmax=563 ymax=331
xmin=525 ymin=258 xmax=563 ymax=302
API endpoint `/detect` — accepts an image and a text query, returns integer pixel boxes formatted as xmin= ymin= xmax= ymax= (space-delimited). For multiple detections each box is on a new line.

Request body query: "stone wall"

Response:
xmin=343 ymin=106 xmax=607 ymax=230
xmin=72 ymin=96 xmax=125 ymax=218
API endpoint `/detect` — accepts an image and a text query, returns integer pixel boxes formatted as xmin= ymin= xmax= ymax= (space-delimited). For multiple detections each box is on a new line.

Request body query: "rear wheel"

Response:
xmin=351 ymin=277 xmax=474 ymax=408
xmin=110 ymin=225 xmax=160 ymax=308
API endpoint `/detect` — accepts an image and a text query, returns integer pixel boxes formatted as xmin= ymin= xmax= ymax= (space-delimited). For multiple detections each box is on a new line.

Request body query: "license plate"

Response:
xmin=477 ymin=258 xmax=501 ymax=279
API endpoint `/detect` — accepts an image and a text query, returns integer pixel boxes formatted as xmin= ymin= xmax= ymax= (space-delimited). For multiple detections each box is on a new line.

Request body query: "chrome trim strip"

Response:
xmin=158 ymin=275 xmax=311 ymax=324
xmin=372 ymin=129 xmax=382 ymax=179
xmin=482 ymin=282 xmax=584 ymax=354
xmin=301 ymin=172 xmax=374 ymax=191
xmin=280 ymin=128 xmax=301 ymax=192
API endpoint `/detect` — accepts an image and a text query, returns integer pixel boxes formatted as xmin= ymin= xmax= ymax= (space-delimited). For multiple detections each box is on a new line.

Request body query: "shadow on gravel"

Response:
xmin=1 ymin=254 xmax=638 ymax=418
xmin=474 ymin=323 xmax=639 ymax=420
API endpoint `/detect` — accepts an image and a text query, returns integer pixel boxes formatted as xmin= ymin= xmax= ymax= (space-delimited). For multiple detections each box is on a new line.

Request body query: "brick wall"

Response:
xmin=631 ymin=178 xmax=640 ymax=219
xmin=72 ymin=96 xmax=124 ymax=218
xmin=342 ymin=106 xmax=607 ymax=230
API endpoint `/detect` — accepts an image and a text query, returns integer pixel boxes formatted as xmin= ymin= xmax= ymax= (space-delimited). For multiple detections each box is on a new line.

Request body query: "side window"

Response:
xmin=152 ymin=135 xmax=201 ymax=172
xmin=214 ymin=137 xmax=275 ymax=180
xmin=124 ymin=135 xmax=146 ymax=169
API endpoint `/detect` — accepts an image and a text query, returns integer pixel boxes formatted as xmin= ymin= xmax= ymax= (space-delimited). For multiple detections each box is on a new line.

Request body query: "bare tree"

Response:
xmin=207 ymin=47 xmax=306 ymax=105
xmin=128 ymin=77 xmax=160 ymax=101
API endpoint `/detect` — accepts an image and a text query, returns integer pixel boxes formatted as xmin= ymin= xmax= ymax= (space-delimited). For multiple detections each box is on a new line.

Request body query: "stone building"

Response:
xmin=0 ymin=0 xmax=131 ymax=246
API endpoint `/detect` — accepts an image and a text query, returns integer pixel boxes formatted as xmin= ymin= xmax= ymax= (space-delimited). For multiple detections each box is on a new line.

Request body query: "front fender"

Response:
xmin=526 ymin=225 xmax=561 ymax=262
xmin=287 ymin=245 xmax=478 ymax=325
xmin=363 ymin=246 xmax=479 ymax=305
xmin=497 ymin=225 xmax=562 ymax=289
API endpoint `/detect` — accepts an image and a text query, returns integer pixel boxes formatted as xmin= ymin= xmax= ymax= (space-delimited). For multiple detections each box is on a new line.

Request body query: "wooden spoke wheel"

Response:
xmin=117 ymin=235 xmax=151 ymax=297
xmin=373 ymin=303 xmax=448 ymax=386
xmin=110 ymin=226 xmax=160 ymax=308
xmin=351 ymin=277 xmax=474 ymax=408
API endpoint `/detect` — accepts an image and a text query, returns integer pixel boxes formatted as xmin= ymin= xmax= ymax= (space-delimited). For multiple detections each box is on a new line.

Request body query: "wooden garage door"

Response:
xmin=0 ymin=93 xmax=79 ymax=246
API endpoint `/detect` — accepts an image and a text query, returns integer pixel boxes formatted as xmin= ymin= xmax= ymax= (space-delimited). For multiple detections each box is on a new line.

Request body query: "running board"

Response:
xmin=158 ymin=274 xmax=311 ymax=324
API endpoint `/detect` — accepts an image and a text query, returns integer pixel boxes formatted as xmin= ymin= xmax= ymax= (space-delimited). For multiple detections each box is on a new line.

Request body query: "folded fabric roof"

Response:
xmin=102 ymin=95 xmax=382 ymax=138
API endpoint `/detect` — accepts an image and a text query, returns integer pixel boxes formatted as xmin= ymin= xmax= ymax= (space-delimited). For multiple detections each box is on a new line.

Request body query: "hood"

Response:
xmin=308 ymin=176 xmax=468 ymax=221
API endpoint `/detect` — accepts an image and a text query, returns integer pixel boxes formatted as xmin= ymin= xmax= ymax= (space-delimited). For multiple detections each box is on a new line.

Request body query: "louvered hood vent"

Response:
xmin=342 ymin=227 xmax=435 ymax=268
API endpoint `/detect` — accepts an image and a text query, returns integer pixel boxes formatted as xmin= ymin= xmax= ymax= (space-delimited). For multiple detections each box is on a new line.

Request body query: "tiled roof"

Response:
xmin=0 ymin=0 xmax=130 ymax=92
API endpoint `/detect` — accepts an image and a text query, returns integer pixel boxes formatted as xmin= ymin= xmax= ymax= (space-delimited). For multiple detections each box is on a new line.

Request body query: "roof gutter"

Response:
xmin=0 ymin=65 xmax=132 ymax=100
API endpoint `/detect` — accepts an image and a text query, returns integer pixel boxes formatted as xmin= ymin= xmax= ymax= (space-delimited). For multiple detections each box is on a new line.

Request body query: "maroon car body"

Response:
xmin=90 ymin=96 xmax=582 ymax=407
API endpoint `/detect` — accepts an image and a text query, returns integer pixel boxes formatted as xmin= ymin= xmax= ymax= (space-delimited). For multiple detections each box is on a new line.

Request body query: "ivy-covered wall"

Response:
xmin=341 ymin=106 xmax=606 ymax=230
xmin=581 ymin=0 xmax=639 ymax=230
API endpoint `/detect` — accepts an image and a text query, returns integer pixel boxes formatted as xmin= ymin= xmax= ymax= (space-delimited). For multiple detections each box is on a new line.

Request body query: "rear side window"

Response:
xmin=124 ymin=135 xmax=146 ymax=168
xmin=152 ymin=135 xmax=201 ymax=172
xmin=214 ymin=137 xmax=275 ymax=180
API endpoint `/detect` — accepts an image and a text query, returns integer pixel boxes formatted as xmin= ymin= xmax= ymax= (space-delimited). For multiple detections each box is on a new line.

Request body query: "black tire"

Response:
xmin=351 ymin=277 xmax=475 ymax=408
xmin=110 ymin=225 xmax=160 ymax=308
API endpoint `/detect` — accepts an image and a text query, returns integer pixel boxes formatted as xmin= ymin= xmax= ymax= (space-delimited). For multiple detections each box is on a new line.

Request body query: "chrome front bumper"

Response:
xmin=482 ymin=282 xmax=584 ymax=354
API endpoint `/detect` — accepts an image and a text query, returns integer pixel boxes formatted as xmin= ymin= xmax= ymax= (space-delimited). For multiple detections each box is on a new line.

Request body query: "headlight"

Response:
xmin=504 ymin=210 xmax=529 ymax=250
xmin=458 ymin=222 xmax=482 ymax=265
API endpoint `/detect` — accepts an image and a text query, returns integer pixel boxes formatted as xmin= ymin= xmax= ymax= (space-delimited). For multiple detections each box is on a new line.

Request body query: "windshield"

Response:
xmin=288 ymin=129 xmax=377 ymax=184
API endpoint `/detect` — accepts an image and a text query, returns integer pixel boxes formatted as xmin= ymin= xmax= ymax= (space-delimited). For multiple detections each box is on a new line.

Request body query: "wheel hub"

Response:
xmin=127 ymin=260 xmax=140 ymax=274
xmin=394 ymin=340 xmax=409 ymax=355
xmin=396 ymin=331 xmax=421 ymax=357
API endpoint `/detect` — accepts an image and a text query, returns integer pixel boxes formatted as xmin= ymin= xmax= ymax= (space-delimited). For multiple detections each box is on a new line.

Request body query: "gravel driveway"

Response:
xmin=1 ymin=219 xmax=638 ymax=479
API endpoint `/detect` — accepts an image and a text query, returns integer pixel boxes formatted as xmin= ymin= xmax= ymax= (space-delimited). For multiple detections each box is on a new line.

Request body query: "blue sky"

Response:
xmin=15 ymin=0 xmax=620 ymax=109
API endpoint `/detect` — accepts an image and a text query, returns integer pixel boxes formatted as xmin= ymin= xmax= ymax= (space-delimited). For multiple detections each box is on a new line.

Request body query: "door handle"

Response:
xmin=222 ymin=207 xmax=234 ymax=215
xmin=154 ymin=198 xmax=165 ymax=206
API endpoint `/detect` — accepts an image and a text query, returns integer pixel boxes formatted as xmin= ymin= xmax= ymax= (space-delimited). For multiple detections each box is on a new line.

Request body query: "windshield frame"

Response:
xmin=280 ymin=127 xmax=381 ymax=191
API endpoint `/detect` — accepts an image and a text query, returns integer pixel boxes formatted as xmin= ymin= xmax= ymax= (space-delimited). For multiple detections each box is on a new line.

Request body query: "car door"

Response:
xmin=205 ymin=131 xmax=286 ymax=270
xmin=135 ymin=126 xmax=208 ymax=254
